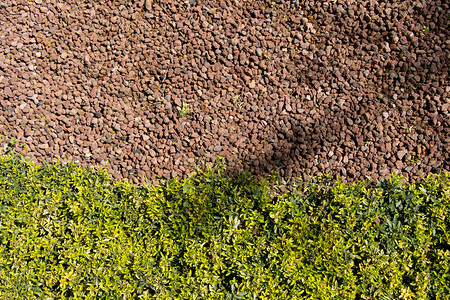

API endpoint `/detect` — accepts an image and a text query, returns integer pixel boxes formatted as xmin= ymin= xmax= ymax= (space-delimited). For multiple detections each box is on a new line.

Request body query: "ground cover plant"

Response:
xmin=0 ymin=154 xmax=449 ymax=299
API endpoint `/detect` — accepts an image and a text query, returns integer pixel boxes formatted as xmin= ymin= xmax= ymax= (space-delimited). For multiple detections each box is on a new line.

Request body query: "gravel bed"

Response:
xmin=0 ymin=0 xmax=448 ymax=185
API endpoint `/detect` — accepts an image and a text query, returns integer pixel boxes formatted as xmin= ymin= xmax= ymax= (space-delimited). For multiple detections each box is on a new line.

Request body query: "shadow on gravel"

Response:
xmin=225 ymin=0 xmax=449 ymax=184
xmin=256 ymin=118 xmax=339 ymax=182
xmin=224 ymin=115 xmax=336 ymax=184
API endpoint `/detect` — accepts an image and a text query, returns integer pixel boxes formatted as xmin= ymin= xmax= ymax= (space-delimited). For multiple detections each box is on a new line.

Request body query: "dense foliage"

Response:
xmin=0 ymin=154 xmax=448 ymax=299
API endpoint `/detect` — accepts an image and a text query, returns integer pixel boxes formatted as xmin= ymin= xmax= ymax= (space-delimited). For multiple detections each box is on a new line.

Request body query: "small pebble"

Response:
xmin=397 ymin=150 xmax=408 ymax=161
xmin=256 ymin=48 xmax=262 ymax=57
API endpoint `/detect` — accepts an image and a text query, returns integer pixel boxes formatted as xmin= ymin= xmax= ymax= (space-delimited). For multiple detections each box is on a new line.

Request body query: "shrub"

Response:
xmin=0 ymin=154 xmax=448 ymax=299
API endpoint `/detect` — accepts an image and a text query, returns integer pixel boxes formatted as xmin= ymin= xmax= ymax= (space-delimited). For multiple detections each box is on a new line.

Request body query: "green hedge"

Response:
xmin=0 ymin=154 xmax=448 ymax=299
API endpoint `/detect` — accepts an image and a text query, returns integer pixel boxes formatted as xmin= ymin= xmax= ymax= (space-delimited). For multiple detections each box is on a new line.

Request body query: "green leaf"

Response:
xmin=183 ymin=183 xmax=190 ymax=194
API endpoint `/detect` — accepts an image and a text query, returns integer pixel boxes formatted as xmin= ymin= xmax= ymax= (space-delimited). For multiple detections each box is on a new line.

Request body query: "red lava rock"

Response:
xmin=0 ymin=0 xmax=447 ymax=184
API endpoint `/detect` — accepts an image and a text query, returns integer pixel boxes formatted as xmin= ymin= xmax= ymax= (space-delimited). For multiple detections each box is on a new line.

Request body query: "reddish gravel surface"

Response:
xmin=0 ymin=0 xmax=449 ymax=185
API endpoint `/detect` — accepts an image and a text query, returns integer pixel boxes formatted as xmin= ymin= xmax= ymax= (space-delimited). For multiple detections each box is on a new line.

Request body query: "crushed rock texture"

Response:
xmin=0 ymin=0 xmax=448 ymax=184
